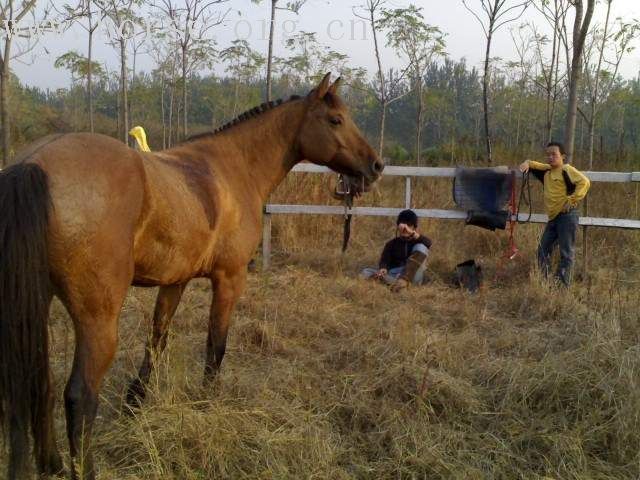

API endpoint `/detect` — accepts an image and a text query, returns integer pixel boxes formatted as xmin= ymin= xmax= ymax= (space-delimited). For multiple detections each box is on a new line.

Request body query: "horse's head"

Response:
xmin=298 ymin=73 xmax=384 ymax=195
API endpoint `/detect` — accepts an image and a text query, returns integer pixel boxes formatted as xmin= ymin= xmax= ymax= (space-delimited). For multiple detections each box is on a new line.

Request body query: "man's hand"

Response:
xmin=398 ymin=223 xmax=419 ymax=239
xmin=519 ymin=160 xmax=530 ymax=173
xmin=374 ymin=268 xmax=388 ymax=279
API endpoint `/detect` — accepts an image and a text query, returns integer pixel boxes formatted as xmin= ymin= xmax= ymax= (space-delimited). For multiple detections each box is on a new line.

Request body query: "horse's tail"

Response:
xmin=0 ymin=163 xmax=53 ymax=477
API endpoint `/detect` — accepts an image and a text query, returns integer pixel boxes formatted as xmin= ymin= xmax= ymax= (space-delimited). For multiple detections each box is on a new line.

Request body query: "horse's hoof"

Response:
xmin=38 ymin=452 xmax=65 ymax=477
xmin=123 ymin=379 xmax=146 ymax=414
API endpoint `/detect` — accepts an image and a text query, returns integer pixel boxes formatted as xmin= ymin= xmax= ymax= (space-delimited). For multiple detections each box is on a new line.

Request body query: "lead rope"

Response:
xmin=342 ymin=195 xmax=353 ymax=253
xmin=505 ymin=170 xmax=519 ymax=260
xmin=517 ymin=170 xmax=532 ymax=224
xmin=337 ymin=174 xmax=354 ymax=253
xmin=506 ymin=170 xmax=534 ymax=252
xmin=495 ymin=170 xmax=534 ymax=280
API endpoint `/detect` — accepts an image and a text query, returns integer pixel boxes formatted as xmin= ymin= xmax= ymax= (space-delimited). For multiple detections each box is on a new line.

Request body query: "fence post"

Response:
xmin=405 ymin=177 xmax=412 ymax=209
xmin=262 ymin=212 xmax=272 ymax=271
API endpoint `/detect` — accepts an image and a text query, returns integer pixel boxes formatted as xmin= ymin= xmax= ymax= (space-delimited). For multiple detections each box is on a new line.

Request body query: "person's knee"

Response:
xmin=412 ymin=243 xmax=429 ymax=257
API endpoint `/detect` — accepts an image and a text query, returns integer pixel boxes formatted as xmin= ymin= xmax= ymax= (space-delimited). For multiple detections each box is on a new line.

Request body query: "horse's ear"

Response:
xmin=328 ymin=77 xmax=342 ymax=96
xmin=310 ymin=72 xmax=332 ymax=100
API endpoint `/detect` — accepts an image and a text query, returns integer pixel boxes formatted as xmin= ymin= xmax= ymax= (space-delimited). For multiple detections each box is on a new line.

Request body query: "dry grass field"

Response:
xmin=4 ymin=171 xmax=640 ymax=479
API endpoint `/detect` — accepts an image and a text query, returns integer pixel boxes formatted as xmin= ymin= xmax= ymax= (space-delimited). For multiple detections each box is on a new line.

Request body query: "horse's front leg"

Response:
xmin=126 ymin=282 xmax=187 ymax=408
xmin=204 ymin=268 xmax=247 ymax=384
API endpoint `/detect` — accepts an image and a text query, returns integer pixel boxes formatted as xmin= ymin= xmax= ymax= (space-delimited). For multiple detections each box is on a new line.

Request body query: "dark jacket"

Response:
xmin=379 ymin=235 xmax=432 ymax=270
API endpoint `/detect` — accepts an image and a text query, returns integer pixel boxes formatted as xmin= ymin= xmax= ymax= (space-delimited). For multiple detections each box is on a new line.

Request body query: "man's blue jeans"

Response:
xmin=538 ymin=210 xmax=579 ymax=286
xmin=360 ymin=244 xmax=429 ymax=285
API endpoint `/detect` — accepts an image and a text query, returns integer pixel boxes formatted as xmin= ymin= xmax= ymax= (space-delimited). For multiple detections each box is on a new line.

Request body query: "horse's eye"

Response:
xmin=330 ymin=116 xmax=342 ymax=126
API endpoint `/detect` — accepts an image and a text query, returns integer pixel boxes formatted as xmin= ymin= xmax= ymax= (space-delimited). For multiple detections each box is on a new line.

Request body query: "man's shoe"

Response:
xmin=391 ymin=251 xmax=428 ymax=291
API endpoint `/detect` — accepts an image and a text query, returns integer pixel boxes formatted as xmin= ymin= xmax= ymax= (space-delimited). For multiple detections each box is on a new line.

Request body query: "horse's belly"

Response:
xmin=132 ymin=233 xmax=214 ymax=285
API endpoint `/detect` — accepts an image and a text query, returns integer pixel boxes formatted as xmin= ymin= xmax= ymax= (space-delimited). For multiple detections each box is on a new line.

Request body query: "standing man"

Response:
xmin=520 ymin=141 xmax=591 ymax=286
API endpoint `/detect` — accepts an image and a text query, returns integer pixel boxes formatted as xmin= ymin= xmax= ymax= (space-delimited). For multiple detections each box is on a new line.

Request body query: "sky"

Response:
xmin=8 ymin=0 xmax=640 ymax=90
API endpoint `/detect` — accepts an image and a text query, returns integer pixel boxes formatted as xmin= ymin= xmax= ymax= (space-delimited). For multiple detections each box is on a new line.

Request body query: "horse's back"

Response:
xmin=22 ymin=133 xmax=147 ymax=295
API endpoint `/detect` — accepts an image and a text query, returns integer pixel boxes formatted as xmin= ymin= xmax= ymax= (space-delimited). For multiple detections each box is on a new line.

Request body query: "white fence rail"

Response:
xmin=262 ymin=164 xmax=640 ymax=270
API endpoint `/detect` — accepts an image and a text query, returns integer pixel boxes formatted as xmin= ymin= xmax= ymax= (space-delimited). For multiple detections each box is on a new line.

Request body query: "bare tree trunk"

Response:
xmin=548 ymin=43 xmax=560 ymax=143
xmin=482 ymin=24 xmax=494 ymax=164
xmin=415 ymin=79 xmax=423 ymax=165
xmin=119 ymin=38 xmax=129 ymax=144
xmin=266 ymin=0 xmax=277 ymax=102
xmin=182 ymin=46 xmax=188 ymax=140
xmin=474 ymin=112 xmax=481 ymax=159
xmin=233 ymin=79 xmax=239 ymax=116
xmin=587 ymin=116 xmax=594 ymax=170
xmin=616 ymin=105 xmax=625 ymax=164
xmin=161 ymin=76 xmax=166 ymax=149
xmin=545 ymin=2 xmax=560 ymax=142
xmin=130 ymin=46 xmax=137 ymax=128
xmin=168 ymin=83 xmax=175 ymax=148
xmin=378 ymin=104 xmax=387 ymax=159
xmin=370 ymin=3 xmax=387 ymax=158
xmin=587 ymin=0 xmax=611 ymax=169
xmin=515 ymin=94 xmax=522 ymax=148
xmin=578 ymin=114 xmax=584 ymax=154
xmin=87 ymin=7 xmax=95 ymax=133
xmin=564 ymin=0 xmax=595 ymax=164
xmin=0 ymin=37 xmax=11 ymax=167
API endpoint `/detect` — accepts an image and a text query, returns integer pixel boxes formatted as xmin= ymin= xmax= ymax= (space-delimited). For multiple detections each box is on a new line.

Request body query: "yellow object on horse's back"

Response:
xmin=129 ymin=126 xmax=151 ymax=152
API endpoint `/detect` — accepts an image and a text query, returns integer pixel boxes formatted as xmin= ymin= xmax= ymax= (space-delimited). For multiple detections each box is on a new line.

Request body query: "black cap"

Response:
xmin=397 ymin=209 xmax=418 ymax=227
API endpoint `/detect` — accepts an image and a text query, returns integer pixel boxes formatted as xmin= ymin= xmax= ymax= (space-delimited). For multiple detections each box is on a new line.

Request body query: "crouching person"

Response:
xmin=361 ymin=209 xmax=432 ymax=291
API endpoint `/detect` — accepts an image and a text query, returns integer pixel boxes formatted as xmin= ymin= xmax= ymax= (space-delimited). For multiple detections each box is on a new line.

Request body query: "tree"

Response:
xmin=462 ymin=0 xmax=530 ymax=163
xmin=220 ymin=39 xmax=265 ymax=116
xmin=151 ymin=0 xmax=230 ymax=140
xmin=96 ymin=0 xmax=141 ymax=144
xmin=54 ymin=50 xmax=106 ymax=128
xmin=580 ymin=8 xmax=639 ymax=168
xmin=532 ymin=0 xmax=571 ymax=142
xmin=59 ymin=0 xmax=106 ymax=133
xmin=353 ymin=0 xmax=412 ymax=158
xmin=507 ymin=24 xmax=535 ymax=148
xmin=253 ymin=0 xmax=306 ymax=102
xmin=563 ymin=0 xmax=595 ymax=164
xmin=275 ymin=31 xmax=323 ymax=87
xmin=0 ymin=0 xmax=46 ymax=165
xmin=54 ymin=50 xmax=106 ymax=86
xmin=379 ymin=4 xmax=446 ymax=164
xmin=147 ymin=29 xmax=181 ymax=147
xmin=128 ymin=14 xmax=147 ymax=127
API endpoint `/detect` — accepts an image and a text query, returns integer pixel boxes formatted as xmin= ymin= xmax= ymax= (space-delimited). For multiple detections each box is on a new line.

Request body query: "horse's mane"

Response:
xmin=184 ymin=94 xmax=304 ymax=144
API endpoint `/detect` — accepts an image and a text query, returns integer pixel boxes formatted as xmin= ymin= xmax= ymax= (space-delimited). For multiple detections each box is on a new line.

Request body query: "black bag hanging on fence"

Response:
xmin=453 ymin=166 xmax=515 ymax=231
xmin=454 ymin=259 xmax=483 ymax=293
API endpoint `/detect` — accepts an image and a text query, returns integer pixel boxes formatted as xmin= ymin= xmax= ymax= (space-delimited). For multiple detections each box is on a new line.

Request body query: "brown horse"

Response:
xmin=0 ymin=73 xmax=383 ymax=480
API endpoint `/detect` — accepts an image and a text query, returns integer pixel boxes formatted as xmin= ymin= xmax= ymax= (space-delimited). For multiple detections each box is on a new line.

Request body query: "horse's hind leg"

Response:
xmin=126 ymin=283 xmax=187 ymax=408
xmin=60 ymin=276 xmax=130 ymax=480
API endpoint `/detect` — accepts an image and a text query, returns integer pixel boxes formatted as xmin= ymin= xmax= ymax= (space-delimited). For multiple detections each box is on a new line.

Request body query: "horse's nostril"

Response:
xmin=372 ymin=159 xmax=385 ymax=175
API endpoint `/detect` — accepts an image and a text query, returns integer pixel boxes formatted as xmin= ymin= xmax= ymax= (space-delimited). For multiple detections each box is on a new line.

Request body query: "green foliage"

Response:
xmin=220 ymin=40 xmax=265 ymax=81
xmin=378 ymin=4 xmax=447 ymax=80
xmin=54 ymin=51 xmax=106 ymax=84
xmin=5 ymin=14 xmax=640 ymax=170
